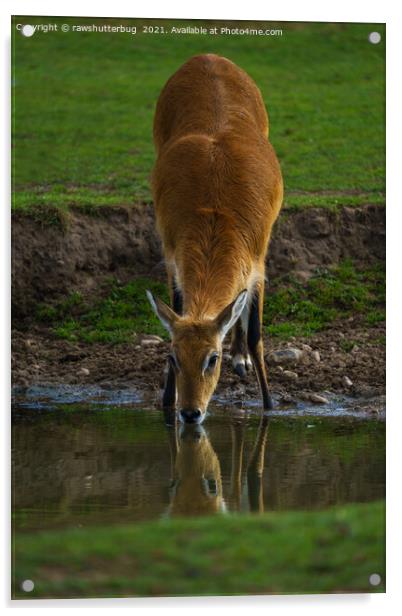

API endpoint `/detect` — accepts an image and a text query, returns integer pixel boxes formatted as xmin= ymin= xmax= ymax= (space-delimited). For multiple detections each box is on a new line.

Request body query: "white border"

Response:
xmin=2 ymin=0 xmax=401 ymax=614
xmin=0 ymin=0 xmax=393 ymax=21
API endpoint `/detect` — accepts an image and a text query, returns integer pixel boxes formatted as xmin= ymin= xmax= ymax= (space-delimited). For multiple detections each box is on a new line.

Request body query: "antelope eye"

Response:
xmin=207 ymin=353 xmax=219 ymax=370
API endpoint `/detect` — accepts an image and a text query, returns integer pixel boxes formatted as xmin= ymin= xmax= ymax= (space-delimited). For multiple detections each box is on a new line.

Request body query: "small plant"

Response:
xmin=339 ymin=340 xmax=356 ymax=353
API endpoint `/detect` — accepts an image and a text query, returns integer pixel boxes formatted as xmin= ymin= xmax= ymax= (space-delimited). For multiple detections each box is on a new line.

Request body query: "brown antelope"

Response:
xmin=147 ymin=54 xmax=283 ymax=424
xmin=166 ymin=425 xmax=225 ymax=517
xmin=165 ymin=416 xmax=270 ymax=517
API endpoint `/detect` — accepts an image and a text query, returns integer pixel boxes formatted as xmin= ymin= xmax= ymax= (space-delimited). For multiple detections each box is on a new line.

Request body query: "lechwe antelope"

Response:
xmin=147 ymin=54 xmax=283 ymax=424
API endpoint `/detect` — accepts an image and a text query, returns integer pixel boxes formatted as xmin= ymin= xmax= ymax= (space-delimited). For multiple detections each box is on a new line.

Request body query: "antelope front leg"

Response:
xmin=163 ymin=367 xmax=176 ymax=410
xmin=247 ymin=282 xmax=273 ymax=410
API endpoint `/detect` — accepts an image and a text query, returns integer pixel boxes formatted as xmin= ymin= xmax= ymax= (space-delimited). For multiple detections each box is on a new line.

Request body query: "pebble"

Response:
xmin=141 ymin=338 xmax=162 ymax=347
xmin=141 ymin=335 xmax=163 ymax=346
xmin=339 ymin=332 xmax=345 ymax=339
xmin=268 ymin=348 xmax=304 ymax=365
xmin=330 ymin=346 xmax=336 ymax=353
xmin=343 ymin=376 xmax=353 ymax=388
xmin=351 ymin=345 xmax=359 ymax=354
xmin=311 ymin=350 xmax=321 ymax=363
xmin=79 ymin=367 xmax=90 ymax=376
xmin=308 ymin=393 xmax=329 ymax=404
xmin=283 ymin=370 xmax=298 ymax=380
xmin=301 ymin=344 xmax=312 ymax=352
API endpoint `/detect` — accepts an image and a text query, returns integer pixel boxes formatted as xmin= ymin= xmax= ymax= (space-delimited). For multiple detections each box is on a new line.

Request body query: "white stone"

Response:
xmin=308 ymin=393 xmax=329 ymax=404
xmin=268 ymin=348 xmax=304 ymax=365
xmin=141 ymin=338 xmax=162 ymax=346
xmin=283 ymin=370 xmax=298 ymax=380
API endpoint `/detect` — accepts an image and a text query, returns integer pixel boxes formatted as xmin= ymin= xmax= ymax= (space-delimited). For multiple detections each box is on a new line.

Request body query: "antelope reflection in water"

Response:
xmin=164 ymin=410 xmax=270 ymax=518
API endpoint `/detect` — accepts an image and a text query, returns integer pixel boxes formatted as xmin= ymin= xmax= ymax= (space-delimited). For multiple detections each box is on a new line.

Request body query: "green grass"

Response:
xmin=36 ymin=277 xmax=170 ymax=343
xmin=35 ymin=260 xmax=384 ymax=343
xmin=12 ymin=18 xmax=385 ymax=218
xmin=265 ymin=260 xmax=385 ymax=339
xmin=12 ymin=501 xmax=385 ymax=598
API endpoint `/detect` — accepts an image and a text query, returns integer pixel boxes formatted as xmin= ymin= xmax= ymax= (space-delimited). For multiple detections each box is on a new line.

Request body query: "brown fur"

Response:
xmin=169 ymin=428 xmax=223 ymax=517
xmin=150 ymin=54 xmax=283 ymax=419
xmin=166 ymin=416 xmax=270 ymax=517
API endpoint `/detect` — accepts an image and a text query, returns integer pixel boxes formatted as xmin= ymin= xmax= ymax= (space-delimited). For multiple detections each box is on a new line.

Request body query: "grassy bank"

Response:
xmin=34 ymin=260 xmax=385 ymax=343
xmin=13 ymin=501 xmax=385 ymax=598
xmin=12 ymin=18 xmax=385 ymax=217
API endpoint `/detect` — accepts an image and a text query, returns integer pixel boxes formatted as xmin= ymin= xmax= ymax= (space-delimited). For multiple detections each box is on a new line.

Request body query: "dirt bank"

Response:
xmin=12 ymin=204 xmax=385 ymax=320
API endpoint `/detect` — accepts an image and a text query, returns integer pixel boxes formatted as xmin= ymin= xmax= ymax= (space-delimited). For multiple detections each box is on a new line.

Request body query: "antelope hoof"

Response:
xmin=234 ymin=362 xmax=247 ymax=379
xmin=264 ymin=394 xmax=274 ymax=411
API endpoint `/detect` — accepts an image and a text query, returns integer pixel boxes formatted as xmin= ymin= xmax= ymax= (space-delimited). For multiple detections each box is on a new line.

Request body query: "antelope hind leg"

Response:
xmin=247 ymin=283 xmax=273 ymax=410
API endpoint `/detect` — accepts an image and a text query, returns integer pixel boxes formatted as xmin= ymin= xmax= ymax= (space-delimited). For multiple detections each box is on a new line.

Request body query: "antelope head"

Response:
xmin=147 ymin=289 xmax=248 ymax=424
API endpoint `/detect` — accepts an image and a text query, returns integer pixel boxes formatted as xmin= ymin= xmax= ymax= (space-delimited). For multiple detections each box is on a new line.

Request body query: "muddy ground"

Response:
xmin=12 ymin=314 xmax=385 ymax=410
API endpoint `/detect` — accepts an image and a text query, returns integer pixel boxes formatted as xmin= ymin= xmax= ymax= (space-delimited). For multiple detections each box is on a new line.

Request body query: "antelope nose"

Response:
xmin=180 ymin=408 xmax=202 ymax=424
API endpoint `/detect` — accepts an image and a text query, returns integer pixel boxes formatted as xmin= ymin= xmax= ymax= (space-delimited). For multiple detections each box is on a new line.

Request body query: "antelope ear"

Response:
xmin=215 ymin=289 xmax=248 ymax=340
xmin=146 ymin=290 xmax=178 ymax=336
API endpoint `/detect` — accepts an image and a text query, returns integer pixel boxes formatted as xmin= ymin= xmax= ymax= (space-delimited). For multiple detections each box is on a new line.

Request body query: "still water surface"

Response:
xmin=12 ymin=402 xmax=385 ymax=532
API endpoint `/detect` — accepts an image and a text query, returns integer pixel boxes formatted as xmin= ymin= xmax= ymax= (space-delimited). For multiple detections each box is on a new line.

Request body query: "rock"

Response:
xmin=79 ymin=367 xmax=90 ymax=376
xmin=301 ymin=344 xmax=312 ymax=352
xmin=307 ymin=393 xmax=329 ymax=404
xmin=330 ymin=346 xmax=336 ymax=353
xmin=141 ymin=335 xmax=163 ymax=346
xmin=268 ymin=348 xmax=304 ymax=365
xmin=141 ymin=339 xmax=162 ymax=347
xmin=311 ymin=350 xmax=321 ymax=363
xmin=351 ymin=345 xmax=359 ymax=354
xmin=343 ymin=376 xmax=353 ymax=388
xmin=283 ymin=370 xmax=298 ymax=380
xmin=338 ymin=332 xmax=345 ymax=339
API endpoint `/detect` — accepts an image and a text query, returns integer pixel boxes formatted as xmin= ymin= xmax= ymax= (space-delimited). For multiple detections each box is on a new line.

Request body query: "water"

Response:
xmin=12 ymin=397 xmax=385 ymax=532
